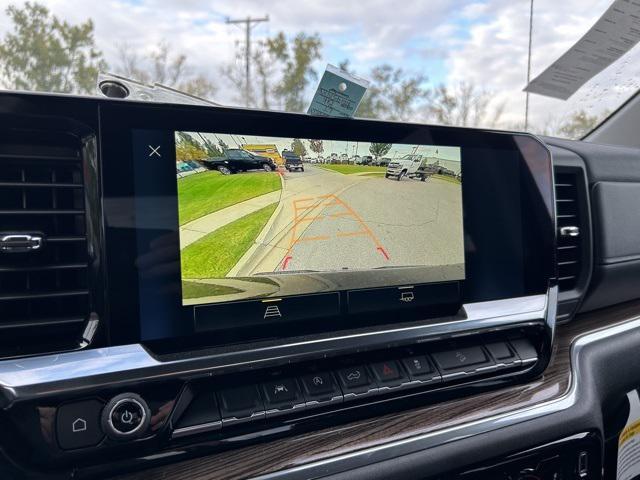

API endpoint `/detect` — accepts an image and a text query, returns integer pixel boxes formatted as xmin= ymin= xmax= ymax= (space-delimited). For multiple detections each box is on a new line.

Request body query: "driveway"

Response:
xmin=232 ymin=165 xmax=464 ymax=278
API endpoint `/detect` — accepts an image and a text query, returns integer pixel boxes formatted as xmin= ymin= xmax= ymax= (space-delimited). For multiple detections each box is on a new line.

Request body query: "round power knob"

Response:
xmin=101 ymin=393 xmax=150 ymax=440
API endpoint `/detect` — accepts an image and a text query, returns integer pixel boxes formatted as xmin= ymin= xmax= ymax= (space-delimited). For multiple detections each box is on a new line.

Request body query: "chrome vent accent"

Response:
xmin=554 ymin=170 xmax=584 ymax=293
xmin=0 ymin=132 xmax=89 ymax=358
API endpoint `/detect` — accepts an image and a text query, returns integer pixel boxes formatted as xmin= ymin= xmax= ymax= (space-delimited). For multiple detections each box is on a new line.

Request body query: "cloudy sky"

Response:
xmin=1 ymin=0 xmax=639 ymax=133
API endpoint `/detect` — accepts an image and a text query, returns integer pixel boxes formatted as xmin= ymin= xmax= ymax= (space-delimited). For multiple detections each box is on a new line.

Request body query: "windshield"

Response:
xmin=1 ymin=1 xmax=638 ymax=139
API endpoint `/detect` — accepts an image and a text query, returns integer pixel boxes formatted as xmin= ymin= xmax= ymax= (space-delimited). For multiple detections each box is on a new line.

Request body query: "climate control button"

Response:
xmin=101 ymin=393 xmax=150 ymax=440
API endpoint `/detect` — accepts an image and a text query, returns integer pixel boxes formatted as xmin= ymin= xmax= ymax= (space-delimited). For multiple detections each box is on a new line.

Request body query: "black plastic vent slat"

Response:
xmin=0 ymin=153 xmax=79 ymax=162
xmin=554 ymin=170 xmax=584 ymax=293
xmin=0 ymin=317 xmax=86 ymax=331
xmin=0 ymin=262 xmax=86 ymax=273
xmin=0 ymin=209 xmax=84 ymax=215
xmin=48 ymin=236 xmax=87 ymax=243
xmin=0 ymin=181 xmax=83 ymax=188
xmin=0 ymin=290 xmax=88 ymax=301
xmin=0 ymin=133 xmax=89 ymax=358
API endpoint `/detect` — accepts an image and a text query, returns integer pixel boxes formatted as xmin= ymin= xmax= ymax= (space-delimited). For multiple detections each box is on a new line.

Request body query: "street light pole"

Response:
xmin=524 ymin=0 xmax=534 ymax=131
xmin=226 ymin=15 xmax=269 ymax=107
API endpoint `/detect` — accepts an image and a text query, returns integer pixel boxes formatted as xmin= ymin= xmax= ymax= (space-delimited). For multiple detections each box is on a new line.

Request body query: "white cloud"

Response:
xmin=1 ymin=0 xmax=639 ymax=134
xmin=445 ymin=0 xmax=640 ymax=131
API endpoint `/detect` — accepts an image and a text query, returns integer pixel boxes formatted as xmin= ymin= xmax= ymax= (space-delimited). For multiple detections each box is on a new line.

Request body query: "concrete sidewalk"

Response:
xmin=179 ymin=190 xmax=281 ymax=249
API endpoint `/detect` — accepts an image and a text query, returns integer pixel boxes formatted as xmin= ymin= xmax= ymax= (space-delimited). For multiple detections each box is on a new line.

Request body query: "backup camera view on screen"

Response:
xmin=175 ymin=131 xmax=464 ymax=306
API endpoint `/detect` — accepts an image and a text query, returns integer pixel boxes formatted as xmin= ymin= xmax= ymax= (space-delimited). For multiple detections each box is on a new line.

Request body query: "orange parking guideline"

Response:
xmin=336 ymin=230 xmax=368 ymax=237
xmin=295 ymin=235 xmax=330 ymax=242
xmin=281 ymin=193 xmax=390 ymax=270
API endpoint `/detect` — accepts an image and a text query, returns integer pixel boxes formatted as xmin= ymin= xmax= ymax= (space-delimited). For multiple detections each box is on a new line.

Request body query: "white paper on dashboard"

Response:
xmin=524 ymin=0 xmax=640 ymax=100
xmin=617 ymin=389 xmax=640 ymax=480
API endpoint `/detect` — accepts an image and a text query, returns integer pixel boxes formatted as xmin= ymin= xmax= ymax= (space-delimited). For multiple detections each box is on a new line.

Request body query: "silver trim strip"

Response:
xmin=250 ymin=312 xmax=640 ymax=480
xmin=172 ymin=421 xmax=222 ymax=439
xmin=0 ymin=294 xmax=550 ymax=407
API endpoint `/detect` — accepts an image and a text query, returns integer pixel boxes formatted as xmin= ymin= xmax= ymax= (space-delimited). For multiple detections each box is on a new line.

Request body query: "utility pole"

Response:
xmin=226 ymin=15 xmax=269 ymax=107
xmin=524 ymin=0 xmax=534 ymax=131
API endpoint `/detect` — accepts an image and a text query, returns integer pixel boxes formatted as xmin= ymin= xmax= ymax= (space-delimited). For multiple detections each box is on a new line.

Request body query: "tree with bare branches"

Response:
xmin=428 ymin=82 xmax=505 ymax=128
xmin=116 ymin=41 xmax=216 ymax=99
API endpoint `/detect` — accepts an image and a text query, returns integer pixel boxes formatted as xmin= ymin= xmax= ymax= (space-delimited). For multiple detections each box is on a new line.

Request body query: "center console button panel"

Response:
xmin=48 ymin=334 xmax=539 ymax=458
xmin=166 ymin=335 xmax=538 ymax=440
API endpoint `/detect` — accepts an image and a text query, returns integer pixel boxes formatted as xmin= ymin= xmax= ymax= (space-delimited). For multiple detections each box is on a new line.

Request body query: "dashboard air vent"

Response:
xmin=555 ymin=170 xmax=583 ymax=292
xmin=0 ymin=131 xmax=90 ymax=358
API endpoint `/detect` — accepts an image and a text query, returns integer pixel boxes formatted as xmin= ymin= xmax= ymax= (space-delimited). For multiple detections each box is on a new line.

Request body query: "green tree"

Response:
xmin=223 ymin=31 xmax=321 ymax=111
xmin=557 ymin=110 xmax=602 ymax=139
xmin=291 ymin=138 xmax=307 ymax=157
xmin=308 ymin=139 xmax=324 ymax=156
xmin=352 ymin=64 xmax=430 ymax=121
xmin=0 ymin=2 xmax=106 ymax=94
xmin=369 ymin=143 xmax=392 ymax=159
xmin=176 ymin=132 xmax=201 ymax=149
xmin=175 ymin=132 xmax=207 ymax=161
xmin=271 ymin=32 xmax=322 ymax=112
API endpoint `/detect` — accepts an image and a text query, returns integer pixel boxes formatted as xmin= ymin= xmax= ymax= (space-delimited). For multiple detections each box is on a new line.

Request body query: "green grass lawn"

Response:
xmin=319 ymin=164 xmax=387 ymax=175
xmin=181 ymin=281 xmax=242 ymax=299
xmin=181 ymin=202 xmax=277 ymax=278
xmin=177 ymin=171 xmax=281 ymax=225
xmin=432 ymin=174 xmax=462 ymax=185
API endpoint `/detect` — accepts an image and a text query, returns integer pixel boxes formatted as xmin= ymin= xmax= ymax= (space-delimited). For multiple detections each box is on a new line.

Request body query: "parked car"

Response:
xmin=385 ymin=154 xmax=423 ymax=180
xmin=282 ymin=150 xmax=304 ymax=172
xmin=361 ymin=155 xmax=373 ymax=165
xmin=351 ymin=155 xmax=361 ymax=164
xmin=202 ymin=149 xmax=276 ymax=175
xmin=376 ymin=157 xmax=391 ymax=167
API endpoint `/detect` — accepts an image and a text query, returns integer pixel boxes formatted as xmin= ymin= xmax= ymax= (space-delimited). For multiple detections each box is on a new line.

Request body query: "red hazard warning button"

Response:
xmin=370 ymin=360 xmax=408 ymax=386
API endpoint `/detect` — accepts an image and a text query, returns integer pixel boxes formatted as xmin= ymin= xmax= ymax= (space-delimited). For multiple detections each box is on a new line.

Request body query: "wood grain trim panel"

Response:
xmin=114 ymin=301 xmax=640 ymax=480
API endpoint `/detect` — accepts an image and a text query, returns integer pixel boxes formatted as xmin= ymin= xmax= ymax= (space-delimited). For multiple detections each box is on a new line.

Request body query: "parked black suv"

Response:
xmin=202 ymin=149 xmax=276 ymax=175
xmin=282 ymin=150 xmax=304 ymax=172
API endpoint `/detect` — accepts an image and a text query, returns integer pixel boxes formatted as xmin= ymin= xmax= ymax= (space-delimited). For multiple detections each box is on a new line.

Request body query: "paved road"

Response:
xmin=233 ymin=165 xmax=464 ymax=279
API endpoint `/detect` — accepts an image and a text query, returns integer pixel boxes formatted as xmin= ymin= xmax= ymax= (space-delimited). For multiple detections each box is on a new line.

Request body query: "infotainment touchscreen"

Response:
xmin=174 ymin=131 xmax=464 ymax=307
xmin=106 ymin=103 xmax=553 ymax=346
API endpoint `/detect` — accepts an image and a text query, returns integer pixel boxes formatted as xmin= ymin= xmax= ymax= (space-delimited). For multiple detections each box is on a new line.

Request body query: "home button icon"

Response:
xmin=71 ymin=418 xmax=87 ymax=433
xmin=56 ymin=399 xmax=105 ymax=450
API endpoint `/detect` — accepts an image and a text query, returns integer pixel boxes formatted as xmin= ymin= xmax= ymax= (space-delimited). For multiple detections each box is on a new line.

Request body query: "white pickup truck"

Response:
xmin=385 ymin=154 xmax=423 ymax=180
xmin=386 ymin=155 xmax=453 ymax=181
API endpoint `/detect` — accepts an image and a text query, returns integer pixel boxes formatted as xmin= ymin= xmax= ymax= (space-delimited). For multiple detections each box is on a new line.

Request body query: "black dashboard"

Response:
xmin=0 ymin=91 xmax=638 ymax=480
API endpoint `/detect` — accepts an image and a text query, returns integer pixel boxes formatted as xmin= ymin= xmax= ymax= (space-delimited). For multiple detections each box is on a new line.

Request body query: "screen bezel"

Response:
xmin=99 ymin=101 xmax=555 ymax=350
